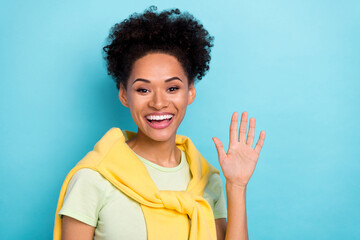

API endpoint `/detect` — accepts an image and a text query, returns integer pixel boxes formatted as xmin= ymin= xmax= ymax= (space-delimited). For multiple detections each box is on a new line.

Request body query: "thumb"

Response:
xmin=212 ymin=137 xmax=227 ymax=162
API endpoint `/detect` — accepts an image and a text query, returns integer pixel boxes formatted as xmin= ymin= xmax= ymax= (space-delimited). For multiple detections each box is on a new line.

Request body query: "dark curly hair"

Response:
xmin=102 ymin=6 xmax=214 ymax=89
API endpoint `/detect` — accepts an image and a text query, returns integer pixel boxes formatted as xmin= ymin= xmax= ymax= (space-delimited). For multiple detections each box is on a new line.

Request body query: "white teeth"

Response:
xmin=146 ymin=114 xmax=173 ymax=121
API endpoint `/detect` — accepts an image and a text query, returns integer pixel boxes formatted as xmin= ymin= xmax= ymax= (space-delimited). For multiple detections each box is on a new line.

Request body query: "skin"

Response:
xmin=62 ymin=52 xmax=265 ymax=240
xmin=213 ymin=111 xmax=265 ymax=239
xmin=118 ymin=53 xmax=196 ymax=167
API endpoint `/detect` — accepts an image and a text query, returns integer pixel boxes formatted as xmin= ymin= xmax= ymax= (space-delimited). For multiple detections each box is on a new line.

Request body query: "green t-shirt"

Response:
xmin=59 ymin=149 xmax=227 ymax=240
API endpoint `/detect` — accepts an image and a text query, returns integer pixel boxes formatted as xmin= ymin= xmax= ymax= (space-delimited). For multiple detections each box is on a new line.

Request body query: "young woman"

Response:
xmin=54 ymin=6 xmax=265 ymax=240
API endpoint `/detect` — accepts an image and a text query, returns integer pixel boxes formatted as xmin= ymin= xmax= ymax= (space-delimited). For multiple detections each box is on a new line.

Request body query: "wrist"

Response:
xmin=226 ymin=181 xmax=247 ymax=191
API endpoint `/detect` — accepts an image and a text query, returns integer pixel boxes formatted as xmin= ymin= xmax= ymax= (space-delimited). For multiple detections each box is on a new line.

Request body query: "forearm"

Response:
xmin=225 ymin=183 xmax=248 ymax=240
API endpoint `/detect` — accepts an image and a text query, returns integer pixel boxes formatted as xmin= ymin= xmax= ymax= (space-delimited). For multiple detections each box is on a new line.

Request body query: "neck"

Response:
xmin=126 ymin=129 xmax=181 ymax=168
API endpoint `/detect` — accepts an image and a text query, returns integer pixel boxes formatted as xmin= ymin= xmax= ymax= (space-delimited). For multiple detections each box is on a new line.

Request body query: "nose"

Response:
xmin=148 ymin=90 xmax=169 ymax=110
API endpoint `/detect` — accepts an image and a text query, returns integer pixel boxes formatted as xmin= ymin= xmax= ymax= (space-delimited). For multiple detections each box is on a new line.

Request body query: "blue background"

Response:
xmin=1 ymin=0 xmax=359 ymax=239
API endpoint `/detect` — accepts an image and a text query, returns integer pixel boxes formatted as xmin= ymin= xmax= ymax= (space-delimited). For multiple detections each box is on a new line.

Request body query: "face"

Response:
xmin=118 ymin=53 xmax=196 ymax=142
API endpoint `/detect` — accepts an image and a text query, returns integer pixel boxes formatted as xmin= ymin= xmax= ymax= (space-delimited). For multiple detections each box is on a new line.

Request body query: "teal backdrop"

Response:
xmin=1 ymin=0 xmax=359 ymax=239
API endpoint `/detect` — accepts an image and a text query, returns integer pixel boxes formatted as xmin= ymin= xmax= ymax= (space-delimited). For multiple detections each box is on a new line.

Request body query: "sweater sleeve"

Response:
xmin=58 ymin=168 xmax=109 ymax=227
xmin=203 ymin=173 xmax=228 ymax=219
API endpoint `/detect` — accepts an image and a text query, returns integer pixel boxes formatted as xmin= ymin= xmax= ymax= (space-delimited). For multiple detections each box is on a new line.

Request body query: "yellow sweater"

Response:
xmin=54 ymin=128 xmax=220 ymax=240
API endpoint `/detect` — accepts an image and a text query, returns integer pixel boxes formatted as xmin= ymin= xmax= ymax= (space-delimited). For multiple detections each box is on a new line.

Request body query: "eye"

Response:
xmin=168 ymin=87 xmax=179 ymax=92
xmin=136 ymin=88 xmax=149 ymax=93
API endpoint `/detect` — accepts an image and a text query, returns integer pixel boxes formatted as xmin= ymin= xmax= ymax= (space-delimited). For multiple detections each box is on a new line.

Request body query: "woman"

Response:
xmin=54 ymin=6 xmax=265 ymax=240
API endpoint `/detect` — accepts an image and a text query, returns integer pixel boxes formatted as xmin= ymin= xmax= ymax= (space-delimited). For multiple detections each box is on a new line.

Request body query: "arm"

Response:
xmin=58 ymin=169 xmax=108 ymax=240
xmin=215 ymin=218 xmax=227 ymax=240
xmin=213 ymin=111 xmax=266 ymax=240
xmin=215 ymin=185 xmax=247 ymax=240
xmin=62 ymin=216 xmax=95 ymax=240
xmin=214 ymin=184 xmax=248 ymax=240
xmin=225 ymin=184 xmax=247 ymax=239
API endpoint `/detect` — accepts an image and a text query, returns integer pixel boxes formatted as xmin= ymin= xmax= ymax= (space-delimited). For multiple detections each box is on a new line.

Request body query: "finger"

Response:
xmin=254 ymin=130 xmax=266 ymax=155
xmin=212 ymin=137 xmax=227 ymax=162
xmin=229 ymin=112 xmax=238 ymax=145
xmin=246 ymin=117 xmax=255 ymax=147
xmin=238 ymin=111 xmax=248 ymax=143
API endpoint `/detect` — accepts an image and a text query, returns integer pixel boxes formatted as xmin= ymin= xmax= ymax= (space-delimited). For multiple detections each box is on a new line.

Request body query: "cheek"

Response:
xmin=127 ymin=97 xmax=145 ymax=118
xmin=172 ymin=93 xmax=189 ymax=109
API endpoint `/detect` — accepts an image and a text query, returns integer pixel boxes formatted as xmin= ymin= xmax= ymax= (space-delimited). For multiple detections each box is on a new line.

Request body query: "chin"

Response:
xmin=145 ymin=129 xmax=177 ymax=142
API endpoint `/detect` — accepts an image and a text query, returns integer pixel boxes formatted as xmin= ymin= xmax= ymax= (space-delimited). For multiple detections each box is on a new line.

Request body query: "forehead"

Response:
xmin=128 ymin=53 xmax=188 ymax=84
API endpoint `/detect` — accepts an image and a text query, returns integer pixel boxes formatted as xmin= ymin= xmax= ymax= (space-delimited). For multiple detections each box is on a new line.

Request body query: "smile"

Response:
xmin=145 ymin=114 xmax=174 ymax=129
xmin=146 ymin=114 xmax=173 ymax=121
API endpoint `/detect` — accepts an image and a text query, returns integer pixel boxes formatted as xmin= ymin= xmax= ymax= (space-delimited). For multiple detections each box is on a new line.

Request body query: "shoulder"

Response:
xmin=65 ymin=168 xmax=111 ymax=198
xmin=205 ymin=173 xmax=223 ymax=197
xmin=68 ymin=168 xmax=108 ymax=185
xmin=60 ymin=169 xmax=112 ymax=213
xmin=59 ymin=169 xmax=111 ymax=227
xmin=204 ymin=172 xmax=227 ymax=219
xmin=71 ymin=168 xmax=104 ymax=180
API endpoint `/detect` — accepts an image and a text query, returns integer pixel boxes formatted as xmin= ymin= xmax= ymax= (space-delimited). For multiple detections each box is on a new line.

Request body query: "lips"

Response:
xmin=145 ymin=112 xmax=174 ymax=129
xmin=146 ymin=114 xmax=174 ymax=121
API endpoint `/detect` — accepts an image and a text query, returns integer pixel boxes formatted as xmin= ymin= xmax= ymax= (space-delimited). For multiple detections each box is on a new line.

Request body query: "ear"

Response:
xmin=118 ymin=84 xmax=129 ymax=108
xmin=187 ymin=82 xmax=196 ymax=105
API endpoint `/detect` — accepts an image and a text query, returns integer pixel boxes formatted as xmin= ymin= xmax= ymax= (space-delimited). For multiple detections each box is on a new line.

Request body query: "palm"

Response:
xmin=212 ymin=112 xmax=265 ymax=187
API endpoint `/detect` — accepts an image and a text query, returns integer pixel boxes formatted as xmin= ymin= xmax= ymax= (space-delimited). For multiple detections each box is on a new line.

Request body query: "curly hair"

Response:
xmin=102 ymin=6 xmax=214 ymax=89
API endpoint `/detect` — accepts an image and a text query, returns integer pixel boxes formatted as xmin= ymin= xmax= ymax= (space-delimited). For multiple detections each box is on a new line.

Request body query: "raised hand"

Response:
xmin=212 ymin=112 xmax=265 ymax=188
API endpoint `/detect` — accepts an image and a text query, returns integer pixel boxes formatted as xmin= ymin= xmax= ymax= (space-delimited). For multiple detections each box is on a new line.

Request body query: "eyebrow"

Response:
xmin=132 ymin=77 xmax=182 ymax=85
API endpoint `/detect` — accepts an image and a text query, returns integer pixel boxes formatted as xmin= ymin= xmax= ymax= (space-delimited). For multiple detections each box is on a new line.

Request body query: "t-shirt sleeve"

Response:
xmin=58 ymin=168 xmax=109 ymax=227
xmin=204 ymin=173 xmax=227 ymax=219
